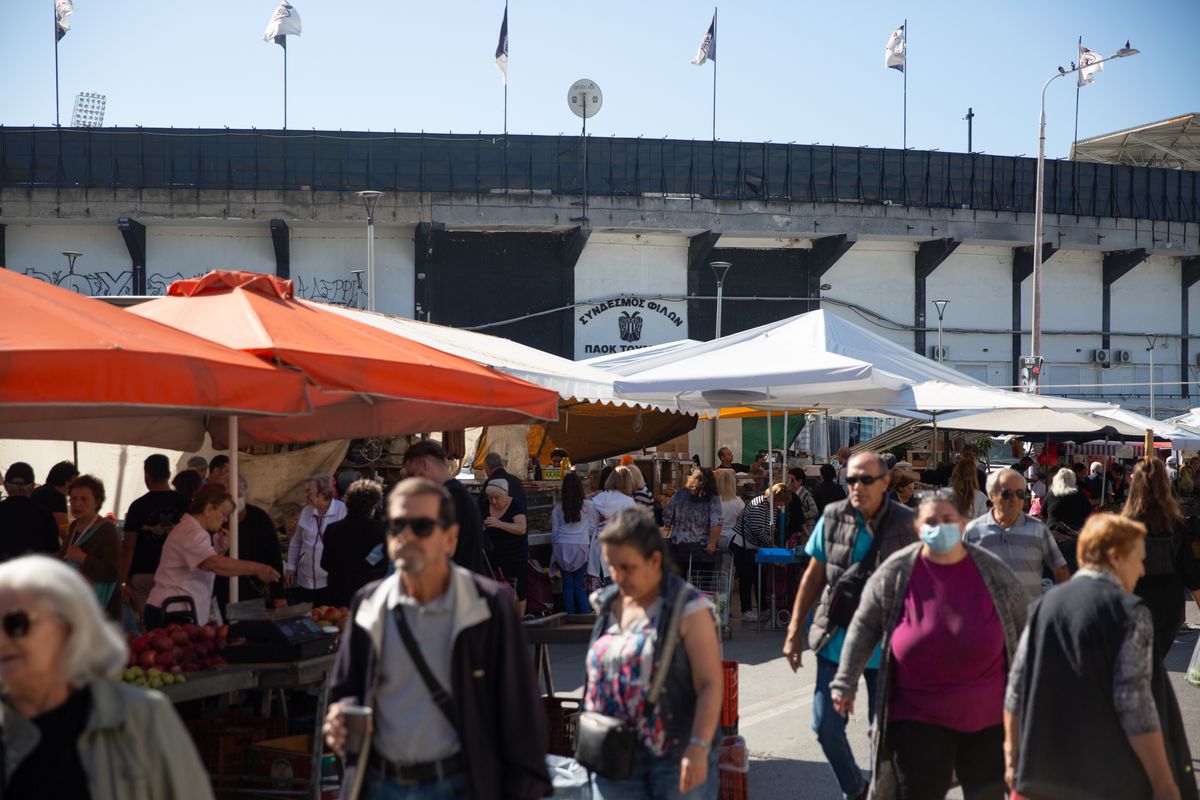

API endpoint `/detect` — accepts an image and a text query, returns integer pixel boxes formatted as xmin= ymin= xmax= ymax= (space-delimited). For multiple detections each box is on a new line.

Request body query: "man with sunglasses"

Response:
xmin=324 ymin=477 xmax=550 ymax=800
xmin=965 ymin=468 xmax=1069 ymax=604
xmin=782 ymin=452 xmax=917 ymax=800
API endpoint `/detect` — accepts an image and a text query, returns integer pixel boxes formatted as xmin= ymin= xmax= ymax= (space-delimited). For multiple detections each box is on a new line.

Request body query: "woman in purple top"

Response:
xmin=829 ymin=492 xmax=1029 ymax=800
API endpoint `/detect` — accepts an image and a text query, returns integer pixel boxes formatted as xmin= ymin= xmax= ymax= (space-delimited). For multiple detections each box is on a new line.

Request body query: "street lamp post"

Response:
xmin=62 ymin=251 xmax=83 ymax=466
xmin=356 ymin=191 xmax=384 ymax=312
xmin=933 ymin=299 xmax=950 ymax=364
xmin=709 ymin=260 xmax=732 ymax=467
xmin=1030 ymin=44 xmax=1138 ymax=393
xmin=1147 ymin=334 xmax=1158 ymax=418
xmin=710 ymin=261 xmax=732 ymax=339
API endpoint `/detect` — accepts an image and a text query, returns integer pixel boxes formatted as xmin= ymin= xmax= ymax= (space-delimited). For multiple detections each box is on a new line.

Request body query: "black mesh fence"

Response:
xmin=1 ymin=127 xmax=1195 ymax=223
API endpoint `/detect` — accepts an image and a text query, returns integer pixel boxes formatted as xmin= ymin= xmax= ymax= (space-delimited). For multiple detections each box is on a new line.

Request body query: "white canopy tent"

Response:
xmin=323 ymin=305 xmax=683 ymax=411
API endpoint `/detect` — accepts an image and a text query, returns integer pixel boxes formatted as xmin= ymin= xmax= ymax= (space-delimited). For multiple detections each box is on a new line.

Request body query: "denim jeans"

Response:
xmin=812 ymin=656 xmax=878 ymax=799
xmin=363 ymin=770 xmax=467 ymax=800
xmin=593 ymin=744 xmax=719 ymax=800
xmin=562 ymin=567 xmax=589 ymax=614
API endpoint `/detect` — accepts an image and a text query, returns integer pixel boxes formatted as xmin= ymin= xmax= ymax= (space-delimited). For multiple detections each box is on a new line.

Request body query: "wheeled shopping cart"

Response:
xmin=676 ymin=544 xmax=735 ymax=639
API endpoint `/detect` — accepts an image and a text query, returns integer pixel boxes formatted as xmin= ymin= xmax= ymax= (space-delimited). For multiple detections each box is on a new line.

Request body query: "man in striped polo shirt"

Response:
xmin=964 ymin=467 xmax=1069 ymax=603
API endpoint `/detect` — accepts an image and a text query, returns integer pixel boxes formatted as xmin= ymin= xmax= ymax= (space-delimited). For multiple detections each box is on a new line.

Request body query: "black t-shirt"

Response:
xmin=812 ymin=481 xmax=847 ymax=513
xmin=30 ymin=484 xmax=67 ymax=516
xmin=7 ymin=685 xmax=92 ymax=800
xmin=445 ymin=478 xmax=485 ymax=575
xmin=0 ymin=496 xmax=61 ymax=562
xmin=484 ymin=502 xmax=527 ymax=564
xmin=124 ymin=489 xmax=190 ymax=576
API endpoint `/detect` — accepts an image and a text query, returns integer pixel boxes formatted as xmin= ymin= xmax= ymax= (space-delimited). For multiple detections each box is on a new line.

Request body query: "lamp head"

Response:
xmin=932 ymin=299 xmax=950 ymax=319
xmin=1113 ymin=44 xmax=1139 ymax=58
xmin=709 ymin=261 xmax=732 ymax=284
xmin=356 ymin=190 xmax=384 ymax=217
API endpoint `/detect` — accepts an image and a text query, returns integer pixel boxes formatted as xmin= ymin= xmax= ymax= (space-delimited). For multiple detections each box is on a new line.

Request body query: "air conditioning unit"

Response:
xmin=1091 ymin=349 xmax=1111 ymax=364
xmin=1115 ymin=349 xmax=1132 ymax=363
xmin=929 ymin=346 xmax=949 ymax=360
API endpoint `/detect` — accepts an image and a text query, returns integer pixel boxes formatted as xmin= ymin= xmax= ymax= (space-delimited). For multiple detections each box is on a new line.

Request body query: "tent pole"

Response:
xmin=931 ymin=413 xmax=938 ymax=478
xmin=1100 ymin=432 xmax=1109 ymax=508
xmin=767 ymin=410 xmax=775 ymax=536
xmin=228 ymin=416 xmax=239 ymax=605
xmin=824 ymin=409 xmax=831 ymax=463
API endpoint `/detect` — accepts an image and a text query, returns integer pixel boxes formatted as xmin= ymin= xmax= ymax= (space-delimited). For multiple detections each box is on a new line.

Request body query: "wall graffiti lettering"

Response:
xmin=20 ymin=268 xmax=367 ymax=308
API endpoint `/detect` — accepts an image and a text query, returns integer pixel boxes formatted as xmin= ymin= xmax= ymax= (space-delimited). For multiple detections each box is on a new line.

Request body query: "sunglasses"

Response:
xmin=845 ymin=473 xmax=886 ymax=487
xmin=1 ymin=610 xmax=37 ymax=639
xmin=995 ymin=488 xmax=1028 ymax=501
xmin=388 ymin=517 xmax=442 ymax=538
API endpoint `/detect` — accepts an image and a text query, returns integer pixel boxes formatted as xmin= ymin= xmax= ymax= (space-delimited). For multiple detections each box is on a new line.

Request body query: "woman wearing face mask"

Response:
xmin=829 ymin=493 xmax=1029 ymax=800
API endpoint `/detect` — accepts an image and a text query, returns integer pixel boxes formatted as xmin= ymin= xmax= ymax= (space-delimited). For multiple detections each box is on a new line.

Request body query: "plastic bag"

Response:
xmin=1187 ymin=634 xmax=1200 ymax=688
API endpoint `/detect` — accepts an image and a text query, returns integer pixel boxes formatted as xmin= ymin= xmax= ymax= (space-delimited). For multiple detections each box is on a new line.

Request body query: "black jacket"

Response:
xmin=330 ymin=567 xmax=551 ymax=799
xmin=320 ymin=513 xmax=387 ymax=608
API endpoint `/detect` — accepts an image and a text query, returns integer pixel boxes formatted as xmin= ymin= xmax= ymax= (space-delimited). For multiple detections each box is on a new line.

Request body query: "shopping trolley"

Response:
xmin=674 ymin=543 xmax=735 ymax=639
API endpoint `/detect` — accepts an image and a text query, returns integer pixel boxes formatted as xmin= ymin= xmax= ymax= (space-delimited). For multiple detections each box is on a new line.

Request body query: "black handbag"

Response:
xmin=574 ymin=581 xmax=691 ymax=779
xmin=824 ymin=522 xmax=884 ymax=630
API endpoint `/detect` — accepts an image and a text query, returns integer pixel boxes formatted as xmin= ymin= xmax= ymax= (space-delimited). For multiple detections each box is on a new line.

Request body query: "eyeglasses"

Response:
xmin=388 ymin=517 xmax=442 ymax=538
xmin=995 ymin=488 xmax=1028 ymax=501
xmin=845 ymin=474 xmax=886 ymax=487
xmin=1 ymin=610 xmax=37 ymax=639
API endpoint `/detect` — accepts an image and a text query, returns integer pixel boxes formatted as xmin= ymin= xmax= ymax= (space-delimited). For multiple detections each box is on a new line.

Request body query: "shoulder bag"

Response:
xmin=824 ymin=521 xmax=884 ymax=630
xmin=575 ymin=580 xmax=691 ymax=779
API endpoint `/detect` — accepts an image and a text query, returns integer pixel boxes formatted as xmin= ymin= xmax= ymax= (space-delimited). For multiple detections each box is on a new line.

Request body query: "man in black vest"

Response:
xmin=782 ymin=452 xmax=917 ymax=800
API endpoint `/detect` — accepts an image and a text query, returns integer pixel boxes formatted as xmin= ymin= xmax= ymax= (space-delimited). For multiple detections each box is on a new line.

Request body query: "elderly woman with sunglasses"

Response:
xmin=964 ymin=468 xmax=1070 ymax=605
xmin=831 ymin=491 xmax=1029 ymax=800
xmin=0 ymin=556 xmax=211 ymax=799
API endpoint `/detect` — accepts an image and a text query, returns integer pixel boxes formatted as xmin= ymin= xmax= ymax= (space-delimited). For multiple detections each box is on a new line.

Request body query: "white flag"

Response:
xmin=1078 ymin=43 xmax=1103 ymax=87
xmin=690 ymin=13 xmax=716 ymax=65
xmin=263 ymin=1 xmax=301 ymax=47
xmin=55 ymin=0 xmax=74 ymax=41
xmin=495 ymin=6 xmax=508 ymax=85
xmin=885 ymin=25 xmax=905 ymax=72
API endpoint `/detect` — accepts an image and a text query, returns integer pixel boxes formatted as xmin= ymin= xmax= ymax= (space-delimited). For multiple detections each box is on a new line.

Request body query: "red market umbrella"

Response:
xmin=0 ymin=268 xmax=310 ymax=450
xmin=129 ymin=270 xmax=559 ymax=444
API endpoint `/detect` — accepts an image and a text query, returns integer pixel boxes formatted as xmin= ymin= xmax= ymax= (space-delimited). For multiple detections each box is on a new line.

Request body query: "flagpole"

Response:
xmin=503 ymin=0 xmax=508 ymax=136
xmin=283 ymin=40 xmax=288 ymax=129
xmin=711 ymin=6 xmax=717 ymax=142
xmin=53 ymin=0 xmax=61 ymax=127
xmin=902 ymin=19 xmax=907 ymax=151
xmin=1072 ymin=36 xmax=1081 ymax=150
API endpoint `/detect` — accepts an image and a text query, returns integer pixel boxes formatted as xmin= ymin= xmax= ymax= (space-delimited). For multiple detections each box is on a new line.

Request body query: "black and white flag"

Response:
xmin=690 ymin=13 xmax=716 ymax=65
xmin=495 ymin=6 xmax=509 ymax=85
xmin=885 ymin=25 xmax=905 ymax=72
xmin=263 ymin=1 xmax=301 ymax=48
xmin=1078 ymin=42 xmax=1103 ymax=87
xmin=55 ymin=0 xmax=74 ymax=41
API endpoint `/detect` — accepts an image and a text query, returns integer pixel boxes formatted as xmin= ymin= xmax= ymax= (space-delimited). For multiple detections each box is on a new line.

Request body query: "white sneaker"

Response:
xmin=741 ymin=610 xmax=760 ymax=622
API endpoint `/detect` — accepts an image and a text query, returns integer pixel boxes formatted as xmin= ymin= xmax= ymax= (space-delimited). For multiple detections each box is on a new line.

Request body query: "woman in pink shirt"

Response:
xmin=145 ymin=484 xmax=281 ymax=629
xmin=830 ymin=493 xmax=1030 ymax=800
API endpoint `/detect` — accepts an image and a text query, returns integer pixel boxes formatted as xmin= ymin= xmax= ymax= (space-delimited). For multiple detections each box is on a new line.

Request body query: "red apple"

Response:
xmin=131 ymin=635 xmax=151 ymax=653
xmin=139 ymin=650 xmax=157 ymax=668
xmin=170 ymin=630 xmax=189 ymax=647
xmin=151 ymin=635 xmax=173 ymax=653
xmin=169 ymin=665 xmax=183 ymax=675
xmin=211 ymin=655 xmax=227 ymax=667
xmin=217 ymin=624 xmax=229 ymax=639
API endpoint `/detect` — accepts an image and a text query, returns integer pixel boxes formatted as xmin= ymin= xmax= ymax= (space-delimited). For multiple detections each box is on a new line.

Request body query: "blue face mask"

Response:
xmin=919 ymin=522 xmax=962 ymax=554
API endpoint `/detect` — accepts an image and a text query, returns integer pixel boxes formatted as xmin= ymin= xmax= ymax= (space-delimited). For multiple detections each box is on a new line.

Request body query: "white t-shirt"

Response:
xmin=147 ymin=514 xmax=218 ymax=621
xmin=286 ymin=498 xmax=348 ymax=590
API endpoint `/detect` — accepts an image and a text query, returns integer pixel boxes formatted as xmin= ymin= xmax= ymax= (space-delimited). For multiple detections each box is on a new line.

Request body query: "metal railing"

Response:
xmin=1 ymin=127 xmax=1196 ymax=223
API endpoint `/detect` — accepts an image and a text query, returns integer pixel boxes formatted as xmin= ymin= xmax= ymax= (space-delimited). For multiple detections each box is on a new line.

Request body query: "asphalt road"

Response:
xmin=546 ymin=603 xmax=1200 ymax=798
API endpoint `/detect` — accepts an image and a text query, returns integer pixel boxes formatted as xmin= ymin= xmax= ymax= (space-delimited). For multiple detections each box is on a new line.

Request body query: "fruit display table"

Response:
xmin=158 ymin=665 xmax=257 ymax=704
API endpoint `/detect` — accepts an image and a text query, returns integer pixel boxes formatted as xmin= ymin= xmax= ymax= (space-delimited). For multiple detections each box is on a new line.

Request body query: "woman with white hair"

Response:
xmin=1045 ymin=467 xmax=1091 ymax=533
xmin=285 ymin=473 xmax=348 ymax=607
xmin=483 ymin=478 xmax=529 ymax=615
xmin=0 ymin=556 xmax=211 ymax=799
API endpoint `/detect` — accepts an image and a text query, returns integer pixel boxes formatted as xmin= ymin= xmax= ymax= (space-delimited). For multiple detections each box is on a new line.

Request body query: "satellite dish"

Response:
xmin=567 ymin=79 xmax=602 ymax=119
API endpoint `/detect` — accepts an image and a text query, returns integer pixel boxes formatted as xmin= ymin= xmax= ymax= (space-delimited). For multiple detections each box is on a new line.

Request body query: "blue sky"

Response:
xmin=1 ymin=0 xmax=1193 ymax=159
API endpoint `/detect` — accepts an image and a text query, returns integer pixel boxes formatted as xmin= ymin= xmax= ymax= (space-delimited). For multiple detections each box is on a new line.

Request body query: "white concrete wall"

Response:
xmin=926 ymin=245 xmax=1013 ymax=385
xmin=823 ymin=241 xmax=915 ymax=351
xmin=572 ymin=232 xmax=688 ymax=360
xmin=4 ymin=222 xmax=415 ymax=317
xmin=7 ymin=222 xmax=139 ymax=294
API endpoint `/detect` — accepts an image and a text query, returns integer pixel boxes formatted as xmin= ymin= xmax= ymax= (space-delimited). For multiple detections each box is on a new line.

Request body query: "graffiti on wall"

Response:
xmin=21 ymin=268 xmax=367 ymax=308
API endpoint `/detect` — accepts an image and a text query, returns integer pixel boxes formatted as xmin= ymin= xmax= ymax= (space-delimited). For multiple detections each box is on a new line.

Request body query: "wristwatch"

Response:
xmin=688 ymin=737 xmax=712 ymax=753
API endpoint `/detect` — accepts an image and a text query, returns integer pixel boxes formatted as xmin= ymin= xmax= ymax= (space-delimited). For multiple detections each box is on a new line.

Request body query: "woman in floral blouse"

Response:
xmin=584 ymin=507 xmax=723 ymax=799
xmin=662 ymin=469 xmax=723 ymax=570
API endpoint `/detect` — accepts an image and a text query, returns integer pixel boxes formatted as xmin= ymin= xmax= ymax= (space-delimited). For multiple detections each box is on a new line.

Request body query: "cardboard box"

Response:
xmin=247 ymin=734 xmax=339 ymax=799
